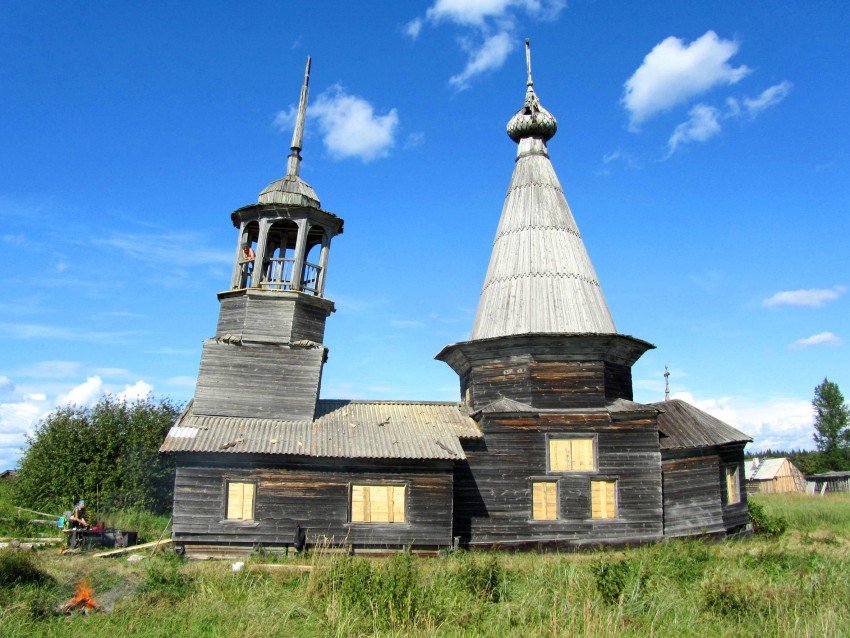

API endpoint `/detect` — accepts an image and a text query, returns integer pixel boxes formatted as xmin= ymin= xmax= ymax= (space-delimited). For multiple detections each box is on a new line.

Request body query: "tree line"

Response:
xmin=746 ymin=378 xmax=850 ymax=475
xmin=12 ymin=396 xmax=181 ymax=515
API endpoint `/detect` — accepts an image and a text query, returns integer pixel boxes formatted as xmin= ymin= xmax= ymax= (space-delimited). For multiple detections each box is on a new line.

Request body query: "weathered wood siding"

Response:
xmin=193 ymin=341 xmax=324 ymax=421
xmin=661 ymin=444 xmax=748 ymax=538
xmin=661 ymin=455 xmax=724 ymax=537
xmin=216 ymin=293 xmax=331 ymax=344
xmin=454 ymin=413 xmax=663 ymax=547
xmin=172 ymin=455 xmax=454 ymax=550
xmin=468 ymin=359 xmax=634 ymax=409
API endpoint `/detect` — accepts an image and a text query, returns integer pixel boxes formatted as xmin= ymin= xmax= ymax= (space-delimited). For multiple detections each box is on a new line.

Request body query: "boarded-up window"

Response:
xmin=532 ymin=482 xmax=558 ymax=520
xmin=226 ymin=481 xmax=255 ymax=521
xmin=351 ymin=485 xmax=406 ymax=523
xmin=549 ymin=438 xmax=595 ymax=472
xmin=591 ymin=480 xmax=617 ymax=519
xmin=725 ymin=466 xmax=740 ymax=505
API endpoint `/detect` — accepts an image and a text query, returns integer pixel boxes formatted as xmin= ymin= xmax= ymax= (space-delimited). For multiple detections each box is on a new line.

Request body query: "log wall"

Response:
xmin=454 ymin=412 xmax=664 ymax=547
xmin=216 ymin=293 xmax=331 ymax=344
xmin=661 ymin=444 xmax=748 ymax=538
xmin=172 ymin=455 xmax=454 ymax=550
xmin=467 ymin=359 xmax=634 ymax=410
xmin=193 ymin=341 xmax=324 ymax=420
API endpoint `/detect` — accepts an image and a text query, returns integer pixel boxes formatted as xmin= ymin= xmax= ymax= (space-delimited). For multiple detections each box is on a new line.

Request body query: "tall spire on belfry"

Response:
xmin=286 ymin=56 xmax=311 ymax=178
xmin=259 ymin=55 xmax=321 ymax=208
xmin=469 ymin=39 xmax=617 ymax=339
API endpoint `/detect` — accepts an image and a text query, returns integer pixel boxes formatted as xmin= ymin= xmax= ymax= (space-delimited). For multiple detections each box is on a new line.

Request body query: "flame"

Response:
xmin=66 ymin=578 xmax=98 ymax=611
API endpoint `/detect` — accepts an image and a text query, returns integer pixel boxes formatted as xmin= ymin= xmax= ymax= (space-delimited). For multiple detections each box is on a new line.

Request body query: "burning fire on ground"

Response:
xmin=59 ymin=579 xmax=100 ymax=615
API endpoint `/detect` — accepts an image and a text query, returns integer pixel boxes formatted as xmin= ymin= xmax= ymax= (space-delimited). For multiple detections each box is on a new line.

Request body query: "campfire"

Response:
xmin=59 ymin=579 xmax=100 ymax=614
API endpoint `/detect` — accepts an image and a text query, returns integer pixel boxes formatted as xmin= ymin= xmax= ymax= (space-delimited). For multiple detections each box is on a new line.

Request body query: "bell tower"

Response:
xmin=192 ymin=57 xmax=344 ymax=422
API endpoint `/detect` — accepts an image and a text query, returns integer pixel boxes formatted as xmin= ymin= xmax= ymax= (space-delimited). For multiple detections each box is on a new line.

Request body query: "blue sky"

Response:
xmin=1 ymin=1 xmax=848 ymax=470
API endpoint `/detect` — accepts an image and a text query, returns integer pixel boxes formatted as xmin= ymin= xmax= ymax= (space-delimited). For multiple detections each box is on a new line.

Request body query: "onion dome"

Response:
xmin=506 ymin=39 xmax=557 ymax=143
xmin=507 ymin=86 xmax=558 ymax=142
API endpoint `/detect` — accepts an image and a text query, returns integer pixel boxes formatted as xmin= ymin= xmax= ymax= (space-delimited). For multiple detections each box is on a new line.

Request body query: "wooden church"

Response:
xmin=161 ymin=46 xmax=751 ymax=553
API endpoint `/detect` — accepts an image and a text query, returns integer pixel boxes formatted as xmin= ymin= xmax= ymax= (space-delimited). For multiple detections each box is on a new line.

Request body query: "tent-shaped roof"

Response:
xmin=469 ymin=42 xmax=616 ymax=340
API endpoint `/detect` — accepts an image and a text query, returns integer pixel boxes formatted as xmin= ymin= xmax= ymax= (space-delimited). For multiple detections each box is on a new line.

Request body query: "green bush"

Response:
xmin=591 ymin=558 xmax=638 ymax=605
xmin=14 ymin=396 xmax=181 ymax=516
xmin=747 ymin=498 xmax=787 ymax=537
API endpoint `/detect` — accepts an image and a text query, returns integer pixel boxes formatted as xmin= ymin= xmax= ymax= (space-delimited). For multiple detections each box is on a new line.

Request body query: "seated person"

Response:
xmin=69 ymin=499 xmax=88 ymax=529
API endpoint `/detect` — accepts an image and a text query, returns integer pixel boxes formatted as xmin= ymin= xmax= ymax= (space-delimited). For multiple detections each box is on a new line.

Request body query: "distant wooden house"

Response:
xmin=745 ymin=457 xmax=806 ymax=493
xmin=161 ymin=46 xmax=752 ymax=554
xmin=806 ymin=471 xmax=850 ymax=494
xmin=0 ymin=469 xmax=17 ymax=480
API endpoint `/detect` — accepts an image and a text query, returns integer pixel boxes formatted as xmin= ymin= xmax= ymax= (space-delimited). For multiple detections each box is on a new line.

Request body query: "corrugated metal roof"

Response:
xmin=651 ymin=399 xmax=752 ymax=450
xmin=160 ymin=399 xmax=480 ymax=460
xmin=469 ymin=76 xmax=616 ymax=340
xmin=745 ymin=457 xmax=788 ymax=480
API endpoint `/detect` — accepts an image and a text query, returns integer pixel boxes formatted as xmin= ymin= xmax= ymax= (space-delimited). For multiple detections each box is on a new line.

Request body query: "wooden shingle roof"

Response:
xmin=470 ymin=62 xmax=616 ymax=340
xmin=651 ymin=399 xmax=752 ymax=450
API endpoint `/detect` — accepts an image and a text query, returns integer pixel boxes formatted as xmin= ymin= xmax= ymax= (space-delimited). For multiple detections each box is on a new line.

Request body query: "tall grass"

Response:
xmin=0 ymin=494 xmax=848 ymax=637
xmin=750 ymin=492 xmax=850 ymax=535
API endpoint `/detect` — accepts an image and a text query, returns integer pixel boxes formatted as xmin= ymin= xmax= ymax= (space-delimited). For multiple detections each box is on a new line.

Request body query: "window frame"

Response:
xmin=224 ymin=480 xmax=257 ymax=523
xmin=531 ymin=480 xmax=559 ymax=521
xmin=590 ymin=479 xmax=618 ymax=520
xmin=547 ymin=435 xmax=597 ymax=473
xmin=724 ymin=465 xmax=741 ymax=505
xmin=349 ymin=483 xmax=408 ymax=525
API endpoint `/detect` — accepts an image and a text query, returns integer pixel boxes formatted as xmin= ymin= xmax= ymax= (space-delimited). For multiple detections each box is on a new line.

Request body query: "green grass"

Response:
xmin=750 ymin=492 xmax=850 ymax=536
xmin=0 ymin=493 xmax=848 ymax=637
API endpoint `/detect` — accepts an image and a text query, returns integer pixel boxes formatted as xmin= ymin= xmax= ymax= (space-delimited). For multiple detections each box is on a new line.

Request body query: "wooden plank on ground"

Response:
xmin=94 ymin=539 xmax=173 ymax=558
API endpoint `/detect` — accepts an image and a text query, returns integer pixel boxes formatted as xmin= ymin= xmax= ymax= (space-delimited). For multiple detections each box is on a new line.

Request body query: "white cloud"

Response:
xmin=0 ymin=376 xmax=13 ymax=393
xmin=408 ymin=1 xmax=566 ymax=87
xmin=117 ymin=380 xmax=154 ymax=402
xmin=96 ymin=232 xmax=231 ymax=270
xmin=23 ymin=393 xmax=46 ymax=401
xmin=450 ymin=31 xmax=515 ymax=90
xmin=743 ymin=81 xmax=793 ymax=118
xmin=57 ymin=376 xmax=104 ymax=407
xmin=670 ymin=391 xmax=815 ymax=451
xmin=424 ymin=0 xmax=561 ymax=26
xmin=667 ymin=104 xmax=722 ymax=155
xmin=623 ymin=31 xmax=751 ymax=129
xmin=763 ymin=285 xmax=845 ymax=308
xmin=306 ymin=86 xmax=399 ymax=162
xmin=405 ymin=17 xmax=423 ymax=39
xmin=790 ymin=332 xmax=842 ymax=350
xmin=0 ymin=395 xmax=50 ymax=470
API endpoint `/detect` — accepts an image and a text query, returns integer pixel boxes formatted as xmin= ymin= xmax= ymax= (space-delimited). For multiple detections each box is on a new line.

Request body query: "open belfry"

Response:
xmin=161 ymin=43 xmax=752 ymax=553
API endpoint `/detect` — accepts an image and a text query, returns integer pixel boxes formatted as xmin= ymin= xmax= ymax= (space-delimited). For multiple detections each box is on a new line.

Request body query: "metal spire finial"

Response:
xmin=525 ymin=38 xmax=533 ymax=87
xmin=286 ymin=56 xmax=311 ymax=178
xmin=664 ymin=366 xmax=670 ymax=401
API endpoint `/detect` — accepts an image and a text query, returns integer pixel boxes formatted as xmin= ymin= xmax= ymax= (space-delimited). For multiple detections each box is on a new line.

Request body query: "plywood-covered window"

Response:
xmin=591 ymin=480 xmax=617 ymax=519
xmin=549 ymin=438 xmax=595 ymax=472
xmin=532 ymin=481 xmax=558 ymax=520
xmin=351 ymin=485 xmax=406 ymax=523
xmin=725 ymin=466 xmax=741 ymax=505
xmin=226 ymin=481 xmax=255 ymax=521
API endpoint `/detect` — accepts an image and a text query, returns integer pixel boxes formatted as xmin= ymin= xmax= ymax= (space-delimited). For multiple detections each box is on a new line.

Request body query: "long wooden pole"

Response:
xmin=15 ymin=507 xmax=60 ymax=519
